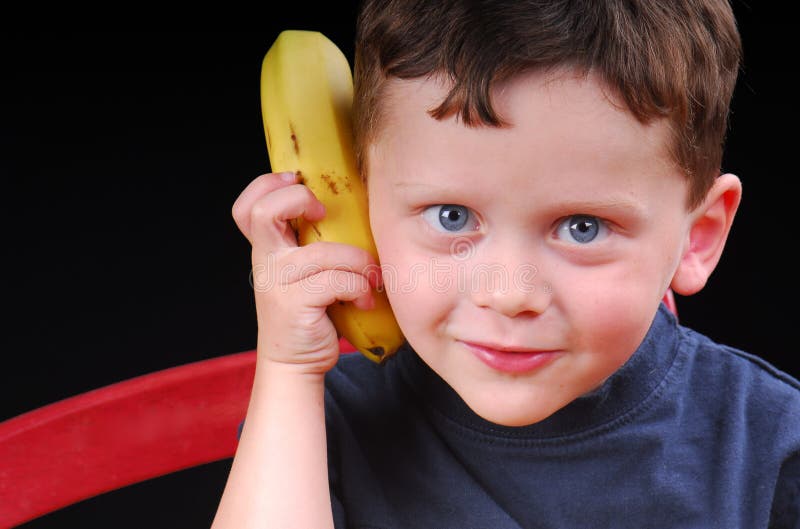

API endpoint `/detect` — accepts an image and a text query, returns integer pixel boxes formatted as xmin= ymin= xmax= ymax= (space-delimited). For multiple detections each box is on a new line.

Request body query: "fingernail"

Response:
xmin=366 ymin=267 xmax=383 ymax=291
xmin=280 ymin=172 xmax=296 ymax=182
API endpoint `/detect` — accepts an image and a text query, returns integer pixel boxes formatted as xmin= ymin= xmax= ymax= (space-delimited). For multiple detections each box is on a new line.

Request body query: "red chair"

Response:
xmin=0 ymin=339 xmax=356 ymax=529
xmin=0 ymin=293 xmax=677 ymax=528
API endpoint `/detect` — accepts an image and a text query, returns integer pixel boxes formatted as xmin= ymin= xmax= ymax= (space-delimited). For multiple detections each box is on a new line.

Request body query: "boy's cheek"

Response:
xmin=568 ymin=280 xmax=659 ymax=357
xmin=379 ymin=254 xmax=456 ymax=330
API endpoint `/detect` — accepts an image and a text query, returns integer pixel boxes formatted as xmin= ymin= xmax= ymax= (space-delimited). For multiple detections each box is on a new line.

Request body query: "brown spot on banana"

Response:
xmin=289 ymin=122 xmax=299 ymax=155
xmin=320 ymin=173 xmax=339 ymax=194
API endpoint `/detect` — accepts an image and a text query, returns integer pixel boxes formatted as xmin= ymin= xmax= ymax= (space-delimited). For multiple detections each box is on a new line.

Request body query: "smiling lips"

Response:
xmin=460 ymin=340 xmax=560 ymax=374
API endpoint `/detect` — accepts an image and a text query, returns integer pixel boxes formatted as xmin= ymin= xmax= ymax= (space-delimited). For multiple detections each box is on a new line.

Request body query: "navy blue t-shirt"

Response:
xmin=323 ymin=304 xmax=800 ymax=528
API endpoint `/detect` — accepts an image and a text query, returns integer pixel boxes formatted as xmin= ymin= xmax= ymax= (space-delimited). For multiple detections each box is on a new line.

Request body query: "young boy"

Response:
xmin=213 ymin=1 xmax=800 ymax=527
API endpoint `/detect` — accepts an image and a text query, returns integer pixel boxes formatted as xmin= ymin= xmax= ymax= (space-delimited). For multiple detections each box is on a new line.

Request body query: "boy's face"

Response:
xmin=367 ymin=69 xmax=693 ymax=427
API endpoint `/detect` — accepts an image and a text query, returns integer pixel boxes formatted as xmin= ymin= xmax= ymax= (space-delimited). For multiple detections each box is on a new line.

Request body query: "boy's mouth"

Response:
xmin=458 ymin=340 xmax=560 ymax=374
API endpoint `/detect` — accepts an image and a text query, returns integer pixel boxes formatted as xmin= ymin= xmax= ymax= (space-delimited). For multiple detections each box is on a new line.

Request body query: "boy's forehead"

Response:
xmin=374 ymin=68 xmax=676 ymax=174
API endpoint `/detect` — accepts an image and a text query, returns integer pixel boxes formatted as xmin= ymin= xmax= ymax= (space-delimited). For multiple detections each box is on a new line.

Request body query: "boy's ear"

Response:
xmin=670 ymin=173 xmax=742 ymax=296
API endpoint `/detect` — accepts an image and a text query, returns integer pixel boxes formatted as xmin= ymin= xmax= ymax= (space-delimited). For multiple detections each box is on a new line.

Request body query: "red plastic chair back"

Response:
xmin=0 ymin=339 xmax=355 ymax=528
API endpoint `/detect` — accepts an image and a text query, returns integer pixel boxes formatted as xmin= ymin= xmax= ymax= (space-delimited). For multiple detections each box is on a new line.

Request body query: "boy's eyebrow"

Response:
xmin=392 ymin=181 xmax=462 ymax=194
xmin=552 ymin=198 xmax=648 ymax=217
xmin=394 ymin=182 xmax=446 ymax=189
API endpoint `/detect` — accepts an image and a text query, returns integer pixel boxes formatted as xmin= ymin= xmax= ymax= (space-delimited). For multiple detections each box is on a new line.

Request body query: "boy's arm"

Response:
xmin=211 ymin=173 xmax=377 ymax=528
xmin=211 ymin=362 xmax=333 ymax=529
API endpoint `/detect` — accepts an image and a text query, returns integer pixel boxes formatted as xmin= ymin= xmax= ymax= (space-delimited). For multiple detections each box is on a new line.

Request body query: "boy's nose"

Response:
xmin=466 ymin=250 xmax=552 ymax=318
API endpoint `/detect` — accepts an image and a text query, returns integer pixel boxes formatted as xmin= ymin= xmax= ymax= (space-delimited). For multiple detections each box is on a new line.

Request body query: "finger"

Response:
xmin=231 ymin=172 xmax=298 ymax=243
xmin=248 ymin=183 xmax=327 ymax=252
xmin=273 ymin=241 xmax=382 ymax=290
xmin=293 ymin=269 xmax=375 ymax=311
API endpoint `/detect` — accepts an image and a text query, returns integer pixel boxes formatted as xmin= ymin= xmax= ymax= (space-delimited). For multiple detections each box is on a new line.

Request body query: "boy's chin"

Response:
xmin=467 ymin=397 xmax=560 ymax=428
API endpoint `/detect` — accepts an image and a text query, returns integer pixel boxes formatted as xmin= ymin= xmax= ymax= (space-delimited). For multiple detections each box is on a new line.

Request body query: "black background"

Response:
xmin=2 ymin=3 xmax=796 ymax=527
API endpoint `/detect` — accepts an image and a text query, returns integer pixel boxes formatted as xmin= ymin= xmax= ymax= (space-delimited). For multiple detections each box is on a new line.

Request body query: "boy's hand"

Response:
xmin=232 ymin=172 xmax=378 ymax=376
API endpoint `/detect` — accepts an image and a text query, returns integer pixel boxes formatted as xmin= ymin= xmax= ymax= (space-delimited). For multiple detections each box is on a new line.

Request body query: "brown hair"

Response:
xmin=353 ymin=0 xmax=742 ymax=209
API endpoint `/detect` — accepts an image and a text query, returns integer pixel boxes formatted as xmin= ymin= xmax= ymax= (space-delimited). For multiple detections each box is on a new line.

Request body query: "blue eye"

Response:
xmin=422 ymin=204 xmax=477 ymax=233
xmin=557 ymin=214 xmax=606 ymax=243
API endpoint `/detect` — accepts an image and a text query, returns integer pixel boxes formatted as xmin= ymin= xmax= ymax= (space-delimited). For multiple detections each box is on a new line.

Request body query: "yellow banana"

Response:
xmin=260 ymin=30 xmax=405 ymax=364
